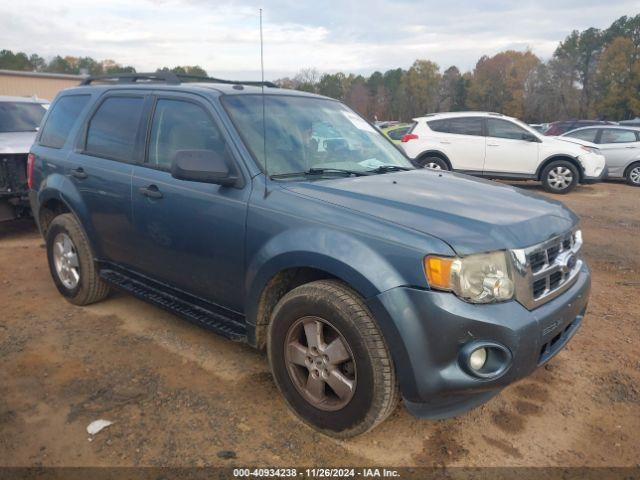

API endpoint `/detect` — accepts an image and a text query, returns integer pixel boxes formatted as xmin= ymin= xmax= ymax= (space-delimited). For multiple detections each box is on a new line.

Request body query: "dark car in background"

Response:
xmin=0 ymin=96 xmax=49 ymax=221
xmin=544 ymin=119 xmax=617 ymax=136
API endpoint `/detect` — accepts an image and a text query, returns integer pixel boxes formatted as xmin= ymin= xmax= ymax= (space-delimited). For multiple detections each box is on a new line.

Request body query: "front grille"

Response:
xmin=512 ymin=229 xmax=583 ymax=309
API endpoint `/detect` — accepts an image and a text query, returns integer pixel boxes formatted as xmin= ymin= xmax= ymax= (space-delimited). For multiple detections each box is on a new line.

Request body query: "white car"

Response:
xmin=400 ymin=112 xmax=606 ymax=194
xmin=560 ymin=126 xmax=640 ymax=187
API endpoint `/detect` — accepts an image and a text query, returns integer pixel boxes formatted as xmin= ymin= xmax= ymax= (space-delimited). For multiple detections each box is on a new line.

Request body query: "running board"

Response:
xmin=100 ymin=269 xmax=247 ymax=341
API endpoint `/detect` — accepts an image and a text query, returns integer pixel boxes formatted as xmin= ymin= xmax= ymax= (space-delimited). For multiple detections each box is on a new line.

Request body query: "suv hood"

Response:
xmin=284 ymin=170 xmax=578 ymax=255
xmin=0 ymin=131 xmax=37 ymax=154
xmin=544 ymin=135 xmax=597 ymax=150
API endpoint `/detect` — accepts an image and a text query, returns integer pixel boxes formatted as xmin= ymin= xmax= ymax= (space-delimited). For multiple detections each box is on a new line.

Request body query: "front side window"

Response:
xmin=0 ymin=102 xmax=47 ymax=133
xmin=40 ymin=95 xmax=90 ymax=148
xmin=564 ymin=128 xmax=598 ymax=143
xmin=222 ymin=95 xmax=412 ymax=177
xmin=599 ymin=129 xmax=638 ymax=144
xmin=486 ymin=118 xmax=530 ymax=140
xmin=85 ymin=96 xmax=145 ymax=162
xmin=148 ymin=99 xmax=226 ymax=170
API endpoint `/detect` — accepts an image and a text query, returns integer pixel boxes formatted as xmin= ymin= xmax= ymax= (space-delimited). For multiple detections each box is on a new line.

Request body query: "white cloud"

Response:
xmin=0 ymin=0 xmax=637 ymax=79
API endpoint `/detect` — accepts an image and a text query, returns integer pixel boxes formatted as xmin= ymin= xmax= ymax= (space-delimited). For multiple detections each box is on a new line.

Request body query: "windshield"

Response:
xmin=222 ymin=94 xmax=413 ymax=177
xmin=0 ymin=102 xmax=47 ymax=133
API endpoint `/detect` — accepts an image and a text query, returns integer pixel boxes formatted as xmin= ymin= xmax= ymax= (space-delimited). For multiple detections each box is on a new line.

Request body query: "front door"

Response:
xmin=483 ymin=118 xmax=539 ymax=175
xmin=130 ymin=94 xmax=249 ymax=312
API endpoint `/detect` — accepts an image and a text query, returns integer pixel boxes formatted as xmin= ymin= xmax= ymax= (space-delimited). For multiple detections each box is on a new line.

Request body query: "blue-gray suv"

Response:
xmin=28 ymin=73 xmax=590 ymax=437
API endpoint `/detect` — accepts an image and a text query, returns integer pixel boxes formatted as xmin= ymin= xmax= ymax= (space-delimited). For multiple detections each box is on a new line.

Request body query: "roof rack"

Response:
xmin=79 ymin=72 xmax=278 ymax=88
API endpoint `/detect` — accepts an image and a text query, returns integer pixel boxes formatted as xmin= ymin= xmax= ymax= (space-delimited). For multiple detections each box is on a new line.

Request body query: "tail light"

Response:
xmin=401 ymin=133 xmax=419 ymax=143
xmin=27 ymin=153 xmax=36 ymax=189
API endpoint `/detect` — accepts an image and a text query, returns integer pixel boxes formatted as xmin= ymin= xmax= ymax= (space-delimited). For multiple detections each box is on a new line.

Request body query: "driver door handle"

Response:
xmin=70 ymin=167 xmax=88 ymax=179
xmin=139 ymin=185 xmax=163 ymax=199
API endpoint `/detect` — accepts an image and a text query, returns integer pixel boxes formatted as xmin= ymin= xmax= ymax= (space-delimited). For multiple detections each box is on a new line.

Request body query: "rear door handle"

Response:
xmin=139 ymin=185 xmax=163 ymax=199
xmin=487 ymin=143 xmax=500 ymax=147
xmin=440 ymin=140 xmax=451 ymax=145
xmin=625 ymin=146 xmax=637 ymax=149
xmin=70 ymin=167 xmax=88 ymax=179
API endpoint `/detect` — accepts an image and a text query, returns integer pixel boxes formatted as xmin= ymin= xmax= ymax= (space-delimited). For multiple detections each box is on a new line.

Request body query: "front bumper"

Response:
xmin=366 ymin=264 xmax=590 ymax=419
xmin=578 ymin=153 xmax=607 ymax=182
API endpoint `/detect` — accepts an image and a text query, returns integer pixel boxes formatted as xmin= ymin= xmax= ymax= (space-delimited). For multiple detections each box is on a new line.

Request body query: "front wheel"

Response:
xmin=626 ymin=162 xmax=640 ymax=187
xmin=541 ymin=161 xmax=579 ymax=194
xmin=267 ymin=280 xmax=398 ymax=438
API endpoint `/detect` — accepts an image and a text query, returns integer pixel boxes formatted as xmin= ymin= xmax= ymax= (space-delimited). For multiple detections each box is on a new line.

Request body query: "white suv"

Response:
xmin=401 ymin=112 xmax=606 ymax=194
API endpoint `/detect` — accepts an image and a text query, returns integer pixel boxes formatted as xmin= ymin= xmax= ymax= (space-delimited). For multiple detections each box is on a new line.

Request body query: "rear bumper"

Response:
xmin=367 ymin=264 xmax=590 ymax=419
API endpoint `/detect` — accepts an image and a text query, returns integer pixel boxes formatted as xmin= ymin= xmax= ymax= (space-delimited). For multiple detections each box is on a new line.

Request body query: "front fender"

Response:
xmin=244 ymin=226 xmax=412 ymax=327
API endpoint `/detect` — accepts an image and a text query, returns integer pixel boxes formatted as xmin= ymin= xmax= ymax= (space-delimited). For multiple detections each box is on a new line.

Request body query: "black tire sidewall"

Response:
xmin=542 ymin=161 xmax=579 ymax=194
xmin=46 ymin=218 xmax=87 ymax=300
xmin=626 ymin=162 xmax=640 ymax=186
xmin=418 ymin=156 xmax=449 ymax=171
xmin=268 ymin=291 xmax=376 ymax=434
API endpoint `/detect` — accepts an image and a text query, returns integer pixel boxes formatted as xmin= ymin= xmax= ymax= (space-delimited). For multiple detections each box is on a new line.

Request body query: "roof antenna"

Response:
xmin=260 ymin=8 xmax=269 ymax=197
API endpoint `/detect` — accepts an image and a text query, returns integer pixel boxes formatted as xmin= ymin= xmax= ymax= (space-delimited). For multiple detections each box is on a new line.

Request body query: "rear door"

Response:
xmin=130 ymin=92 xmax=249 ymax=311
xmin=426 ymin=117 xmax=485 ymax=171
xmin=595 ymin=128 xmax=640 ymax=178
xmin=483 ymin=118 xmax=539 ymax=175
xmin=66 ymin=91 xmax=151 ymax=266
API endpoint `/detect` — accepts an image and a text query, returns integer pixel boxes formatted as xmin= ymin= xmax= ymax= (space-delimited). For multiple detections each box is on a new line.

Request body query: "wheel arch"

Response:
xmin=536 ymin=155 xmax=584 ymax=181
xmin=414 ymin=150 xmax=452 ymax=170
xmin=623 ymin=160 xmax=640 ymax=178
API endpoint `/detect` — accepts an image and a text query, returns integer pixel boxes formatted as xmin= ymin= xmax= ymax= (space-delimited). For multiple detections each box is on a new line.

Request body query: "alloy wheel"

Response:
xmin=547 ymin=166 xmax=574 ymax=190
xmin=630 ymin=166 xmax=640 ymax=185
xmin=424 ymin=162 xmax=443 ymax=170
xmin=284 ymin=316 xmax=357 ymax=411
xmin=53 ymin=232 xmax=80 ymax=289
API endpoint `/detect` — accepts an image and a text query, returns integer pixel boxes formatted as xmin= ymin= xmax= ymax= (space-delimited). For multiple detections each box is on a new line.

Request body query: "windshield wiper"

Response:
xmin=271 ymin=168 xmax=371 ymax=179
xmin=367 ymin=165 xmax=413 ymax=173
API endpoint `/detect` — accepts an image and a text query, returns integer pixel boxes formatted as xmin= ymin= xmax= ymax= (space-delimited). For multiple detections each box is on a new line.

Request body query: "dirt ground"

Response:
xmin=0 ymin=180 xmax=638 ymax=468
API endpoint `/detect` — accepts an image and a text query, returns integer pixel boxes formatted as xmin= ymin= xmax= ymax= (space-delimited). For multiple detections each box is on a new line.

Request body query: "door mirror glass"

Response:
xmin=171 ymin=149 xmax=239 ymax=186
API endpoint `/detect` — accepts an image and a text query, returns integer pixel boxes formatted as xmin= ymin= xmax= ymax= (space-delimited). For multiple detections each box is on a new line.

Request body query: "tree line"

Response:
xmin=0 ymin=50 xmax=208 ymax=79
xmin=1 ymin=14 xmax=638 ymax=122
xmin=276 ymin=14 xmax=640 ymax=123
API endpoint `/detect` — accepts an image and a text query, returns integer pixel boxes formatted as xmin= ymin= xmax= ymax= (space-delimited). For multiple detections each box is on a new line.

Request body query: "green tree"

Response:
xmin=596 ymin=37 xmax=640 ymax=120
xmin=317 ymin=73 xmax=344 ymax=100
xmin=403 ymin=59 xmax=441 ymax=118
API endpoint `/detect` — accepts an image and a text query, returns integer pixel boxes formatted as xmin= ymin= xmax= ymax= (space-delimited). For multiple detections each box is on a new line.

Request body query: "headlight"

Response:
xmin=424 ymin=251 xmax=515 ymax=303
xmin=580 ymin=145 xmax=600 ymax=155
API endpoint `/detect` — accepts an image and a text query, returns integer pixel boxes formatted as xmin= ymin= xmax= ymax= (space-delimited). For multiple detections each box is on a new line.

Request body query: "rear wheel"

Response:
xmin=626 ymin=162 xmax=640 ymax=187
xmin=541 ymin=161 xmax=579 ymax=194
xmin=417 ymin=156 xmax=449 ymax=171
xmin=267 ymin=280 xmax=398 ymax=438
xmin=46 ymin=214 xmax=110 ymax=305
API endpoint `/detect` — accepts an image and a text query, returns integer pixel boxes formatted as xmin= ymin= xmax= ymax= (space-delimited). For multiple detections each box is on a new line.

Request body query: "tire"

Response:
xmin=46 ymin=213 xmax=110 ymax=305
xmin=267 ymin=280 xmax=399 ymax=438
xmin=625 ymin=162 xmax=640 ymax=187
xmin=417 ymin=155 xmax=449 ymax=171
xmin=541 ymin=160 xmax=579 ymax=194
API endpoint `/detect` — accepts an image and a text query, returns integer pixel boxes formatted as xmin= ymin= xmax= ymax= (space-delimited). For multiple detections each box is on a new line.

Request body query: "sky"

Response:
xmin=1 ymin=0 xmax=638 ymax=80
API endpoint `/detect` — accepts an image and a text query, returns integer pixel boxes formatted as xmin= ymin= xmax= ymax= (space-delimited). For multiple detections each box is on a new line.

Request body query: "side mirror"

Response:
xmin=171 ymin=149 xmax=242 ymax=187
xmin=522 ymin=132 xmax=539 ymax=142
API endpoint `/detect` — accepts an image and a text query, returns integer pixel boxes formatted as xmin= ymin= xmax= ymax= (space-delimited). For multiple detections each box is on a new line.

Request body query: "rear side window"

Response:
xmin=599 ymin=129 xmax=638 ymax=144
xmin=148 ymin=99 xmax=226 ymax=170
xmin=427 ymin=117 xmax=483 ymax=136
xmin=564 ymin=128 xmax=598 ymax=143
xmin=40 ymin=95 xmax=90 ymax=148
xmin=387 ymin=126 xmax=410 ymax=140
xmin=85 ymin=96 xmax=145 ymax=162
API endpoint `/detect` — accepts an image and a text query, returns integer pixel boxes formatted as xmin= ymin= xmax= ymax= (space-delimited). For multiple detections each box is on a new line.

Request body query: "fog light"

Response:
xmin=469 ymin=347 xmax=487 ymax=371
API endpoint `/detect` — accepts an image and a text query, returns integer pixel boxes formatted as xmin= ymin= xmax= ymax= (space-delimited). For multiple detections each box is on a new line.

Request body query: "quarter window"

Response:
xmin=427 ymin=117 xmax=483 ymax=136
xmin=599 ymin=129 xmax=638 ymax=144
xmin=486 ymin=118 xmax=530 ymax=140
xmin=148 ymin=99 xmax=226 ymax=170
xmin=40 ymin=95 xmax=90 ymax=148
xmin=85 ymin=96 xmax=145 ymax=162
xmin=564 ymin=128 xmax=598 ymax=143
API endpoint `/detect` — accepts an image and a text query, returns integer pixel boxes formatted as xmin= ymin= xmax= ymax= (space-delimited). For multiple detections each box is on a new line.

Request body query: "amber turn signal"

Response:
xmin=424 ymin=256 xmax=454 ymax=290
